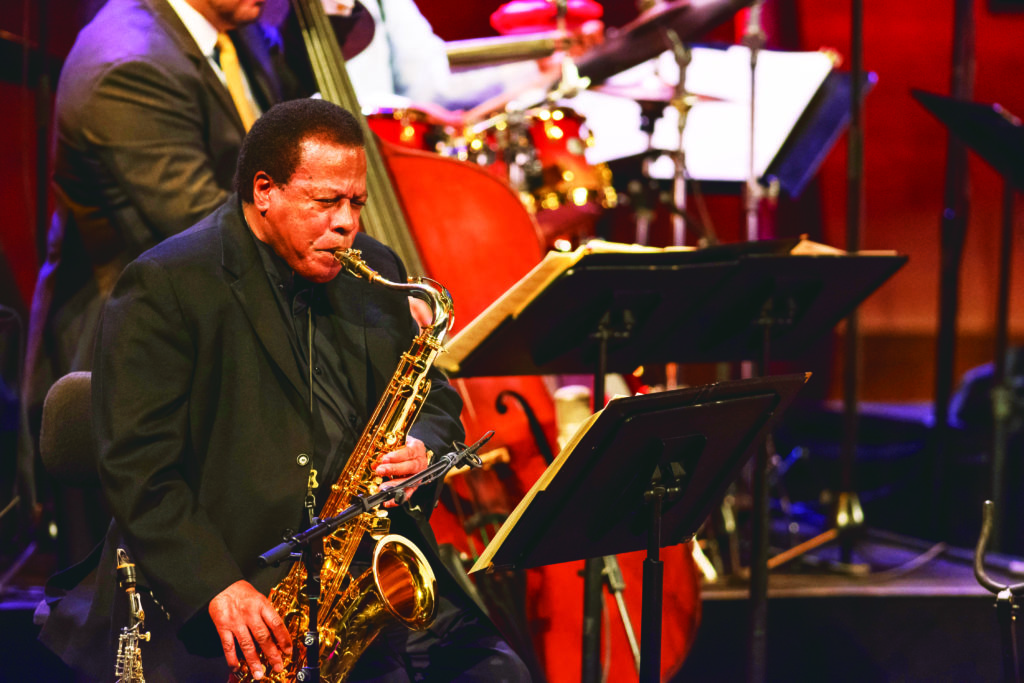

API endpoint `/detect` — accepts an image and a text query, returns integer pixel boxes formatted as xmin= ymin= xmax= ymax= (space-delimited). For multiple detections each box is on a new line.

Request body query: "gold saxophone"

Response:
xmin=235 ymin=247 xmax=455 ymax=683
xmin=114 ymin=548 xmax=150 ymax=683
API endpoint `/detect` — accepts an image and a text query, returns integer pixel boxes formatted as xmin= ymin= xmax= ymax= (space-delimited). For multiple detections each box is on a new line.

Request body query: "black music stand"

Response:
xmin=447 ymin=242 xmax=907 ymax=378
xmin=471 ymin=376 xmax=806 ymax=683
xmin=443 ymin=241 xmax=907 ymax=682
xmin=914 ymin=89 xmax=1024 ymax=551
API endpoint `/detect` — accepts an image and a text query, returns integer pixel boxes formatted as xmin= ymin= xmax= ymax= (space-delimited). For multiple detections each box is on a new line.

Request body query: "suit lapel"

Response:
xmin=219 ymin=202 xmax=309 ymax=407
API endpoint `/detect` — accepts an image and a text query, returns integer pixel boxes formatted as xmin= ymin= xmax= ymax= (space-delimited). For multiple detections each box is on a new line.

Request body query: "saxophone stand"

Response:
xmin=257 ymin=435 xmax=493 ymax=682
xmin=975 ymin=500 xmax=1024 ymax=683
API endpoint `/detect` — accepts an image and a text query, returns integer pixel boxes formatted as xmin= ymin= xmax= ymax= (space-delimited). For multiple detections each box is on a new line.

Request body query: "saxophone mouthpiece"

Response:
xmin=116 ymin=547 xmax=138 ymax=591
xmin=334 ymin=248 xmax=379 ymax=283
xmin=334 ymin=248 xmax=360 ymax=264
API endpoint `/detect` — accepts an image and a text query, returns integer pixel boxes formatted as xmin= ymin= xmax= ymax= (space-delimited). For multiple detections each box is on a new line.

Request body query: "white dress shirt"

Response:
xmin=346 ymin=0 xmax=541 ymax=111
xmin=165 ymin=0 xmax=264 ymax=117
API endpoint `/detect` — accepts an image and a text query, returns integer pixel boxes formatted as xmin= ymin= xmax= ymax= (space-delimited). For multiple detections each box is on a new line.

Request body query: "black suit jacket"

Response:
xmin=23 ymin=0 xmax=293 ymax=432
xmin=39 ymin=199 xmax=465 ymax=681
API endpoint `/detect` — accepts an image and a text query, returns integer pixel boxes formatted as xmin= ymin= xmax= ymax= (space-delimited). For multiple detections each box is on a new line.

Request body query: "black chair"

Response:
xmin=33 ymin=371 xmax=101 ymax=627
xmin=38 ymin=371 xmax=98 ymax=488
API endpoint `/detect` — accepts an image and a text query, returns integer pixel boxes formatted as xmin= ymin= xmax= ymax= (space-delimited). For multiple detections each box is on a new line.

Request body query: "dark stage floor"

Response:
xmin=674 ymin=529 xmax=1021 ymax=683
xmin=5 ymin=530 xmax=1020 ymax=683
xmin=4 ymin=399 xmax=1022 ymax=682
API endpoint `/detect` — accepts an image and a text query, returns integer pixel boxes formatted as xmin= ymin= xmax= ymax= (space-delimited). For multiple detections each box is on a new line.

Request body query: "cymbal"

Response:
xmin=577 ymin=0 xmax=755 ymax=85
xmin=328 ymin=0 xmax=375 ymax=61
xmin=592 ymin=75 xmax=725 ymax=105
xmin=490 ymin=0 xmax=604 ymax=36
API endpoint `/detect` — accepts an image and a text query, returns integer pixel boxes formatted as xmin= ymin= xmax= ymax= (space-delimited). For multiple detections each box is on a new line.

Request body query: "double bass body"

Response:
xmin=286 ymin=0 xmax=700 ymax=676
xmin=380 ymin=142 xmax=702 ymax=683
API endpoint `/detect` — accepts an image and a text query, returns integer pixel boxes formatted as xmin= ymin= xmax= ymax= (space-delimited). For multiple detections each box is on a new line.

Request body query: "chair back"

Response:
xmin=39 ymin=371 xmax=98 ymax=487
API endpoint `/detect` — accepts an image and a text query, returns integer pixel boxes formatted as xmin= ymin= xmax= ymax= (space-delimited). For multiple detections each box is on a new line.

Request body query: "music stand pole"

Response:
xmin=581 ymin=312 xmax=627 ymax=683
xmin=837 ymin=0 xmax=866 ymax=566
xmin=748 ymin=309 xmax=774 ymax=683
xmin=932 ymin=0 xmax=976 ymax=538
xmin=35 ymin=0 xmax=51 ymax=261
xmin=740 ymin=6 xmax=771 ymax=683
xmin=639 ymin=485 xmax=668 ymax=683
xmin=989 ymin=183 xmax=1016 ymax=551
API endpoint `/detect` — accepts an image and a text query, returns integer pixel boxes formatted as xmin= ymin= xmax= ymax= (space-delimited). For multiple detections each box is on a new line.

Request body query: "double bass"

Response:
xmin=288 ymin=2 xmax=700 ymax=679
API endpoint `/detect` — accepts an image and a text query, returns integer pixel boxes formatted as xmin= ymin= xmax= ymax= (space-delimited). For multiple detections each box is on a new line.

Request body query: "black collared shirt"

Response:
xmin=251 ymin=232 xmax=364 ymax=503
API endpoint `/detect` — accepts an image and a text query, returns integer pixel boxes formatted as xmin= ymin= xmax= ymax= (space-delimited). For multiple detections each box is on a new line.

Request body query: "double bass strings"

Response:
xmin=288 ymin=0 xmax=426 ymax=273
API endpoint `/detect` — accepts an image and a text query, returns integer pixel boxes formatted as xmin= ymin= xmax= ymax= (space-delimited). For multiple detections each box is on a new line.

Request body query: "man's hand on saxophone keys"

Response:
xmin=376 ymin=436 xmax=430 ymax=508
xmin=209 ymin=579 xmax=292 ymax=680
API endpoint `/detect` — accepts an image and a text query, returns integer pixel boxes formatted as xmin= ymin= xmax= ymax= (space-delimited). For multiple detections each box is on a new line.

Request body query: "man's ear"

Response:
xmin=251 ymin=171 xmax=275 ymax=213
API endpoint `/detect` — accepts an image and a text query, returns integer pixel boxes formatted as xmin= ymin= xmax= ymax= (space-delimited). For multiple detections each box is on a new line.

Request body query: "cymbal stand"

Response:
xmin=742 ymin=1 xmax=766 ymax=242
xmin=545 ymin=0 xmax=591 ymax=103
xmin=632 ymin=102 xmax=664 ymax=246
xmin=664 ymin=28 xmax=692 ymax=248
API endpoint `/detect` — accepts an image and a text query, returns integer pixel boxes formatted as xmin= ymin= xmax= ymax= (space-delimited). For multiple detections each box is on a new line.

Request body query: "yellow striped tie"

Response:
xmin=215 ymin=32 xmax=257 ymax=132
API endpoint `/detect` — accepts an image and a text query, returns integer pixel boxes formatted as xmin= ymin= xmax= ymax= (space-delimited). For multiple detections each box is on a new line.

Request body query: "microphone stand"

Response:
xmin=257 ymin=433 xmax=493 ymax=683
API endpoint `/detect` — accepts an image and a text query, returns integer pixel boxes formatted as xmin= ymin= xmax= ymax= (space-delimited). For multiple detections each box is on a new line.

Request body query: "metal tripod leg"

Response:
xmin=601 ymin=555 xmax=641 ymax=673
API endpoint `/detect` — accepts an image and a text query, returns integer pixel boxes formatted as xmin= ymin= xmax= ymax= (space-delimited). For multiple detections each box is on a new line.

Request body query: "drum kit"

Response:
xmin=364 ymin=0 xmax=759 ymax=250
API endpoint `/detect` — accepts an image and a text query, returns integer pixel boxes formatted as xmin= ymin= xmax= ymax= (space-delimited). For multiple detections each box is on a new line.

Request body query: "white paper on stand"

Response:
xmin=565 ymin=46 xmax=834 ymax=183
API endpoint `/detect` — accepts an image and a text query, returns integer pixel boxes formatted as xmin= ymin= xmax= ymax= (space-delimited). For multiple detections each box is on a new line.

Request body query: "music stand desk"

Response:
xmin=471 ymin=376 xmax=806 ymax=682
xmin=913 ymin=89 xmax=1024 ymax=191
xmin=441 ymin=240 xmax=905 ymax=682
xmin=439 ymin=240 xmax=907 ymax=378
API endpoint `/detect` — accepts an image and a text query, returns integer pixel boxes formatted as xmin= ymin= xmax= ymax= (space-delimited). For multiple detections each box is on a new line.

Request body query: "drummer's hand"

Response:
xmin=321 ymin=0 xmax=355 ymax=16
xmin=375 ymin=436 xmax=430 ymax=507
xmin=537 ymin=19 xmax=604 ymax=73
xmin=210 ymin=580 xmax=292 ymax=680
xmin=413 ymin=101 xmax=467 ymax=129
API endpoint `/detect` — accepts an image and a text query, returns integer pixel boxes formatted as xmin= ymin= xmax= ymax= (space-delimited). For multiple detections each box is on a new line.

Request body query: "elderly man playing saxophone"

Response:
xmin=39 ymin=99 xmax=529 ymax=683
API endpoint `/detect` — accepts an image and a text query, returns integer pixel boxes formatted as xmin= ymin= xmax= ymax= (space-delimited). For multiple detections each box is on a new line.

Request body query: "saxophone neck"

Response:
xmin=335 ymin=248 xmax=454 ymax=342
xmin=412 ymin=279 xmax=454 ymax=341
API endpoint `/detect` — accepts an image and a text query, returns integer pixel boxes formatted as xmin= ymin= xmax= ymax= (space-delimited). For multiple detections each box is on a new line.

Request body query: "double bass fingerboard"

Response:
xmin=289 ymin=0 xmax=426 ymax=276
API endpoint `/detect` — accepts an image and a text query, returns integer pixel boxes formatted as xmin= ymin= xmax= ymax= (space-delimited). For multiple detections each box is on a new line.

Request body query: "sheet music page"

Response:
xmin=470 ymin=403 xmax=608 ymax=574
xmin=437 ymin=242 xmax=686 ymax=373
xmin=437 ymin=248 xmax=583 ymax=373
xmin=567 ymin=46 xmax=834 ymax=182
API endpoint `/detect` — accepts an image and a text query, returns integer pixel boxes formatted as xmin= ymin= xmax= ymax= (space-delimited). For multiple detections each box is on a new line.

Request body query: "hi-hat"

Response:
xmin=593 ymin=75 xmax=724 ymax=106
